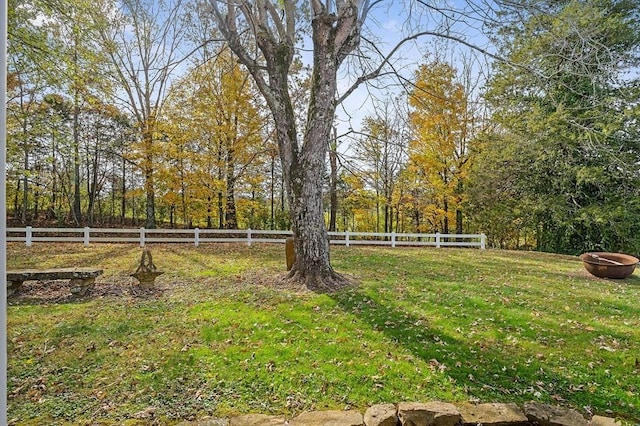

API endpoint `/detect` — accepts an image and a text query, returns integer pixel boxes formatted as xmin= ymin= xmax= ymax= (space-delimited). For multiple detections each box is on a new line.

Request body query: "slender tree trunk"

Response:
xmin=270 ymin=154 xmax=275 ymax=230
xmin=22 ymin=149 xmax=28 ymax=224
xmin=144 ymin=173 xmax=155 ymax=228
xmin=72 ymin=34 xmax=82 ymax=225
xmin=142 ymin=121 xmax=156 ymax=229
xmin=120 ymin=155 xmax=126 ymax=224
xmin=225 ymin=145 xmax=238 ymax=229
xmin=217 ymin=191 xmax=224 ymax=229
xmin=73 ymin=117 xmax=82 ymax=224
xmin=206 ymin=196 xmax=213 ymax=229
xmin=375 ymin=187 xmax=380 ymax=232
xmin=49 ymin=134 xmax=58 ymax=220
xmin=33 ymin=173 xmax=39 ymax=222
xmin=217 ymin=147 xmax=225 ymax=229
xmin=180 ymin=175 xmax=188 ymax=227
xmin=110 ymin=176 xmax=115 ymax=222
xmin=98 ymin=197 xmax=103 ymax=225
xmin=443 ymin=197 xmax=449 ymax=234
xmin=87 ymin=145 xmax=99 ymax=226
xmin=14 ymin=178 xmax=20 ymax=221
xmin=225 ymin=177 xmax=237 ymax=229
xmin=384 ymin=204 xmax=390 ymax=234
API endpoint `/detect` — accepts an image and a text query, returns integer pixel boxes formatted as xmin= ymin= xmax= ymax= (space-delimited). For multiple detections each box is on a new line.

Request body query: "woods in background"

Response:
xmin=7 ymin=0 xmax=640 ymax=255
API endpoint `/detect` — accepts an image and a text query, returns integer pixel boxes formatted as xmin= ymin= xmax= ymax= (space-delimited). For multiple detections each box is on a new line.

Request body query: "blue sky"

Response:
xmin=327 ymin=1 xmax=495 ymax=145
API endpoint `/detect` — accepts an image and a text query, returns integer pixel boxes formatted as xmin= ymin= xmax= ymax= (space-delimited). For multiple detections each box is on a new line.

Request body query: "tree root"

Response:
xmin=282 ymin=268 xmax=356 ymax=293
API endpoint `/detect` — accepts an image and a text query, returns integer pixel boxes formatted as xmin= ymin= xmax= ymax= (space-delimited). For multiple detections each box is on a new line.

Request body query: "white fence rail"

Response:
xmin=7 ymin=227 xmax=486 ymax=249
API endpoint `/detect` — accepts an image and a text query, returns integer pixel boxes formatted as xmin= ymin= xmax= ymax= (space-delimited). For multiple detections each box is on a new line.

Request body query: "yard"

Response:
xmin=6 ymin=243 xmax=640 ymax=425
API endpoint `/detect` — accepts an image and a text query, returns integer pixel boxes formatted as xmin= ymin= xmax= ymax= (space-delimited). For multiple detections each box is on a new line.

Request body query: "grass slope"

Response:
xmin=7 ymin=243 xmax=640 ymax=425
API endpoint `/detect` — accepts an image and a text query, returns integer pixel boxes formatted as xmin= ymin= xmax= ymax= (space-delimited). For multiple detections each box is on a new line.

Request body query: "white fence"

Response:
xmin=6 ymin=227 xmax=486 ymax=249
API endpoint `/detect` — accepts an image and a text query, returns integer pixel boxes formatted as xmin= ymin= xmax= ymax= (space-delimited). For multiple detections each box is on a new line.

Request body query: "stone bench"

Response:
xmin=7 ymin=268 xmax=103 ymax=297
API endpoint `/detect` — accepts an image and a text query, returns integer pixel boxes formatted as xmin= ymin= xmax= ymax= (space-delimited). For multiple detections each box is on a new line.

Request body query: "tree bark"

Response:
xmin=22 ymin=148 xmax=28 ymax=224
xmin=142 ymin=130 xmax=156 ymax=229
xmin=211 ymin=0 xmax=365 ymax=291
xmin=282 ymin=10 xmax=358 ymax=291
xmin=120 ymin=154 xmax=126 ymax=224
xmin=225 ymin=142 xmax=238 ymax=229
xmin=225 ymin=176 xmax=237 ymax=229
xmin=217 ymin=190 xmax=224 ymax=229
xmin=443 ymin=197 xmax=449 ymax=234
xmin=270 ymin=153 xmax=276 ymax=230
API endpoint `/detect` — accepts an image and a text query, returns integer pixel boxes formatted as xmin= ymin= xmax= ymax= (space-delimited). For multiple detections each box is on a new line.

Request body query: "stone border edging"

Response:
xmin=176 ymin=401 xmax=626 ymax=426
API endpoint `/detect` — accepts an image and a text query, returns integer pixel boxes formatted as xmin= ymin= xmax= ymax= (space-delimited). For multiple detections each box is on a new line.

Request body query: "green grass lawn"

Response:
xmin=7 ymin=243 xmax=640 ymax=425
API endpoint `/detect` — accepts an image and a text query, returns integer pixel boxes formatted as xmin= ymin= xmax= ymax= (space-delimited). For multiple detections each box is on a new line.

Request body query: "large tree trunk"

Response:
xmin=283 ymin=11 xmax=357 ymax=291
xmin=263 ymin=55 xmax=345 ymax=291
xmin=213 ymin=0 xmax=363 ymax=291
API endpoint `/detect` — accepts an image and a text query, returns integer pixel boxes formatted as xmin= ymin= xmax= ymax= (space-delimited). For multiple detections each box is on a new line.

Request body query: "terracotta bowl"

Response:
xmin=579 ymin=252 xmax=639 ymax=279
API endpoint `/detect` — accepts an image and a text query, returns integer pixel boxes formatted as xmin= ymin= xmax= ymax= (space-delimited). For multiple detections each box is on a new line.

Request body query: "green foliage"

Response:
xmin=408 ymin=61 xmax=474 ymax=234
xmin=469 ymin=0 xmax=640 ymax=254
xmin=7 ymin=243 xmax=640 ymax=424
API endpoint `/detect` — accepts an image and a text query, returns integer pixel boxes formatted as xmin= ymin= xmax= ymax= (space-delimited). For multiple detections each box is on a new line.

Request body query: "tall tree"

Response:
xmin=351 ymin=97 xmax=407 ymax=233
xmin=473 ymin=0 xmax=640 ymax=253
xmin=93 ymin=0 xmax=194 ymax=228
xmin=159 ymin=49 xmax=267 ymax=229
xmin=7 ymin=0 xmax=63 ymax=224
xmin=209 ymin=0 xmax=375 ymax=291
xmin=408 ymin=60 xmax=475 ymax=234
xmin=54 ymin=3 xmax=113 ymax=224
xmin=207 ymin=0 xmax=536 ymax=290
xmin=7 ymin=0 xmax=132 ymax=226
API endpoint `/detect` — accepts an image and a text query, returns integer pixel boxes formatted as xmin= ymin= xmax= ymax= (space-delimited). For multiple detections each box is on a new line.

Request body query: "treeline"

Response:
xmin=8 ymin=0 xmax=640 ymax=255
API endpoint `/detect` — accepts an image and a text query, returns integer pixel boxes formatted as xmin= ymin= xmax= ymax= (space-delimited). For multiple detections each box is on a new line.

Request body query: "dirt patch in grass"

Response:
xmin=8 ymin=269 xmax=304 ymax=306
xmin=8 ymin=278 xmax=162 ymax=305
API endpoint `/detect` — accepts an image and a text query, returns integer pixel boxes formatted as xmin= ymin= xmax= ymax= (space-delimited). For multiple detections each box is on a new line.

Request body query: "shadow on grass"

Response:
xmin=611 ymin=274 xmax=640 ymax=286
xmin=330 ymin=287 xmax=636 ymax=420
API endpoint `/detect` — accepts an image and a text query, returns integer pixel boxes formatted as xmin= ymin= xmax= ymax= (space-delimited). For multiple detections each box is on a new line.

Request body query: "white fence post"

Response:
xmin=26 ymin=226 xmax=32 ymax=247
xmin=391 ymin=231 xmax=396 ymax=248
xmin=481 ymin=233 xmax=486 ymax=250
xmin=345 ymin=230 xmax=350 ymax=248
xmin=247 ymin=228 xmax=252 ymax=246
xmin=194 ymin=228 xmax=200 ymax=247
xmin=436 ymin=232 xmax=441 ymax=248
xmin=140 ymin=227 xmax=145 ymax=247
xmin=83 ymin=227 xmax=90 ymax=247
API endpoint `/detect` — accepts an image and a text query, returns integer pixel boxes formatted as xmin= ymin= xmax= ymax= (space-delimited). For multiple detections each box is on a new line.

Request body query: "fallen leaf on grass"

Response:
xmin=133 ymin=407 xmax=156 ymax=419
